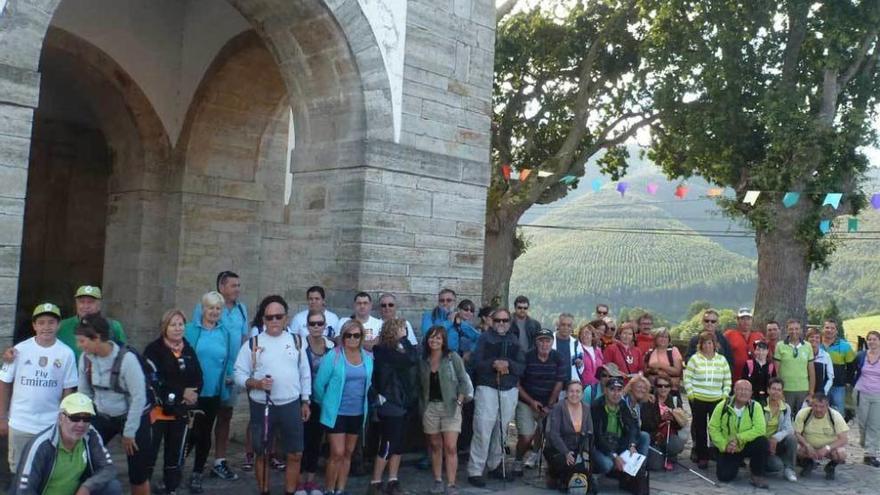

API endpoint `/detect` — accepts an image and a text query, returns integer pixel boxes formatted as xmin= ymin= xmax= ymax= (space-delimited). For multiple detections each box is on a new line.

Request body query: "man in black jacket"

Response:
xmin=467 ymin=308 xmax=526 ymax=487
xmin=512 ymin=296 xmax=542 ymax=352
xmin=591 ymin=377 xmax=649 ymax=475
xmin=12 ymin=393 xmax=120 ymax=495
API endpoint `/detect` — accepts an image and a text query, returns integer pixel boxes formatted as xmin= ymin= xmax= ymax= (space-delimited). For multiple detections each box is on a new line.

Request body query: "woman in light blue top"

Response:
xmin=183 ymin=291 xmax=239 ymax=491
xmin=314 ymin=319 xmax=374 ymax=495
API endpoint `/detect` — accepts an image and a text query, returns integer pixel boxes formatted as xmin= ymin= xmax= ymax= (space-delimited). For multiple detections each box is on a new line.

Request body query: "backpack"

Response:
xmin=247 ymin=332 xmax=303 ymax=379
xmin=800 ymin=408 xmax=836 ymax=435
xmin=644 ymin=348 xmax=674 ymax=368
xmin=84 ymin=344 xmax=157 ymax=414
xmin=746 ymin=359 xmax=775 ymax=377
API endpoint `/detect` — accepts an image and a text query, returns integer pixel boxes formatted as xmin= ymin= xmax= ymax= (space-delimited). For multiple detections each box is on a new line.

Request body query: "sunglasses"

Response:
xmin=597 ymin=311 xmax=608 ymax=315
xmin=493 ymin=318 xmax=510 ymax=323
xmin=308 ymin=321 xmax=325 ymax=327
xmin=343 ymin=333 xmax=363 ymax=340
xmin=703 ymin=319 xmax=718 ymax=324
xmin=655 ymin=383 xmax=671 ymax=389
xmin=264 ymin=314 xmax=285 ymax=321
xmin=64 ymin=413 xmax=93 ymax=423
xmin=380 ymin=303 xmax=395 ymax=308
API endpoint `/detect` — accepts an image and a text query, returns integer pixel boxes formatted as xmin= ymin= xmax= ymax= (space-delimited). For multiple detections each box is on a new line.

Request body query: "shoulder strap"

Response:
xmin=747 ymin=360 xmax=754 ymax=376
xmin=667 ymin=348 xmax=674 ymax=366
xmin=109 ymin=345 xmax=128 ymax=394
xmin=236 ymin=302 xmax=246 ymax=322
xmin=84 ymin=355 xmax=93 ymax=388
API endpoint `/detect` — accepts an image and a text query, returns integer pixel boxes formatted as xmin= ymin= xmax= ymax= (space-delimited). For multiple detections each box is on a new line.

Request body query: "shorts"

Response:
xmin=222 ymin=384 xmax=243 ymax=408
xmin=249 ymin=399 xmax=304 ymax=454
xmin=376 ymin=414 xmax=406 ymax=458
xmin=327 ymin=414 xmax=363 ymax=435
xmin=92 ymin=412 xmax=153 ymax=485
xmin=422 ymin=401 xmax=462 ymax=434
xmin=8 ymin=428 xmax=37 ymax=472
xmin=515 ymin=401 xmax=542 ymax=437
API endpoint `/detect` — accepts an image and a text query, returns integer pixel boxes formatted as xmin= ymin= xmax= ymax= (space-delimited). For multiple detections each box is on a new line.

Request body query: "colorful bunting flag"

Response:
xmin=743 ymin=190 xmax=761 ymax=205
xmin=591 ymin=179 xmax=602 ymax=192
xmin=848 ymin=217 xmax=859 ymax=232
xmin=501 ymin=164 xmax=511 ymax=181
xmin=560 ymin=175 xmax=577 ymax=185
xmin=706 ymin=188 xmax=724 ymax=198
xmin=646 ymin=183 xmax=659 ymax=195
xmin=674 ymin=185 xmax=688 ymax=199
xmin=823 ymin=192 xmax=843 ymax=209
xmin=872 ymin=193 xmax=880 ymax=209
xmin=537 ymin=170 xmax=554 ymax=178
xmin=819 ymin=220 xmax=831 ymax=234
xmin=519 ymin=169 xmax=531 ymax=181
xmin=616 ymin=182 xmax=628 ymax=196
xmin=782 ymin=192 xmax=800 ymax=208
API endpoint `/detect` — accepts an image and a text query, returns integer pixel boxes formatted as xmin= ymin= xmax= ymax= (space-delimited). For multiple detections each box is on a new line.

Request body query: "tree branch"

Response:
xmin=838 ymin=29 xmax=879 ymax=92
xmin=781 ymin=1 xmax=810 ymax=88
xmin=496 ymin=0 xmax=518 ymax=23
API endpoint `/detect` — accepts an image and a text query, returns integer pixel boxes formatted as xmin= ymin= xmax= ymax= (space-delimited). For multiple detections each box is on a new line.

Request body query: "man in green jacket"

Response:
xmin=709 ymin=380 xmax=769 ymax=488
xmin=56 ymin=285 xmax=126 ymax=361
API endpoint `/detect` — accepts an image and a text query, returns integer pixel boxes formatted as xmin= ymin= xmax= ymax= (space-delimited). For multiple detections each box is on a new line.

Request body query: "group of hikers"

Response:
xmin=1 ymin=275 xmax=879 ymax=495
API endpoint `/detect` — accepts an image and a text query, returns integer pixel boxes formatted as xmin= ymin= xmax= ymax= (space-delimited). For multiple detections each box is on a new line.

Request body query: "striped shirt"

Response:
xmin=684 ymin=352 xmax=731 ymax=401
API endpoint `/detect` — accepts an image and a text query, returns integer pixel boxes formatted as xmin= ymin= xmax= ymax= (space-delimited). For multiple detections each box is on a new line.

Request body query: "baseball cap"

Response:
xmin=535 ymin=328 xmax=554 ymax=340
xmin=60 ymin=393 xmax=96 ymax=416
xmin=32 ymin=302 xmax=61 ymax=320
xmin=737 ymin=307 xmax=753 ymax=318
xmin=607 ymin=377 xmax=625 ymax=390
xmin=74 ymin=285 xmax=102 ymax=299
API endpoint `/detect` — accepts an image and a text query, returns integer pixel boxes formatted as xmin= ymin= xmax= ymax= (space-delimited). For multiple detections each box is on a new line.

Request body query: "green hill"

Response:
xmin=843 ymin=313 xmax=880 ymax=347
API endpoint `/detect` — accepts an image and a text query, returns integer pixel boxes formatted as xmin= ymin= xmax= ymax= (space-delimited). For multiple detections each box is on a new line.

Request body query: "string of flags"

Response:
xmin=500 ymin=164 xmax=880 ymax=233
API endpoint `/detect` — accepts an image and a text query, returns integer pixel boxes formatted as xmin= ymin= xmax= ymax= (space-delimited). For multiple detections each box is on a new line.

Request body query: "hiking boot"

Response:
xmin=697 ymin=459 xmax=709 ymax=470
xmin=489 ymin=465 xmax=514 ymax=481
xmin=429 ymin=480 xmax=445 ymax=495
xmin=824 ymin=461 xmax=837 ymax=480
xmin=783 ymin=467 xmax=797 ymax=482
xmin=446 ymin=486 xmax=459 ymax=495
xmin=385 ymin=480 xmax=402 ymax=495
xmin=365 ymin=482 xmax=383 ymax=495
xmin=511 ymin=459 xmax=524 ymax=477
xmin=270 ymin=455 xmax=287 ymax=471
xmin=189 ymin=472 xmax=204 ymax=494
xmin=467 ymin=476 xmax=485 ymax=488
xmin=211 ymin=460 xmax=239 ymax=481
xmin=749 ymin=476 xmax=769 ymax=489
xmin=242 ymin=452 xmax=254 ymax=472
xmin=865 ymin=456 xmax=880 ymax=467
xmin=800 ymin=459 xmax=815 ymax=478
xmin=523 ymin=450 xmax=539 ymax=468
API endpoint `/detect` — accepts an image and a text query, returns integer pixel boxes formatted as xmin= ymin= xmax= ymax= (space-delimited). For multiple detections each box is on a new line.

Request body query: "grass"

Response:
xmin=844 ymin=313 xmax=880 ymax=347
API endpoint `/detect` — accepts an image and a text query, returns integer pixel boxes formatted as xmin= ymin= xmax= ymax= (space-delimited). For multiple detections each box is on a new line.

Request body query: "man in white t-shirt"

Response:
xmin=338 ymin=292 xmax=383 ymax=350
xmin=0 ymin=303 xmax=78 ymax=471
xmin=291 ymin=286 xmax=340 ymax=339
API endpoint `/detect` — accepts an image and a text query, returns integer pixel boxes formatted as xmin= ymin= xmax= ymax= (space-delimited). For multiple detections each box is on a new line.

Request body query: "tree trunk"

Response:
xmin=482 ymin=207 xmax=525 ymax=307
xmin=753 ymin=205 xmax=812 ymax=329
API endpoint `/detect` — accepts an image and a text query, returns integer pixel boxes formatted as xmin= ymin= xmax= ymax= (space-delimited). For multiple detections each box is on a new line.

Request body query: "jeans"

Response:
xmin=829 ymin=386 xmax=847 ymax=416
xmin=766 ymin=434 xmax=797 ymax=472
xmin=592 ymin=431 xmax=650 ymax=474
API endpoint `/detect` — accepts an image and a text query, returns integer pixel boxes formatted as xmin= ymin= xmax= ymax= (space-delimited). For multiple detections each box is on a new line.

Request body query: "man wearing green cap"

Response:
xmin=0 ymin=303 xmax=78 ymax=472
xmin=56 ymin=285 xmax=127 ymax=361
xmin=11 ymin=392 xmax=121 ymax=495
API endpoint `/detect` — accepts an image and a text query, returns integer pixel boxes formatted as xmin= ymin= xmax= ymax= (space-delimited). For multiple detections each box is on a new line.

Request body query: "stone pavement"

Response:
xmin=104 ymin=422 xmax=877 ymax=495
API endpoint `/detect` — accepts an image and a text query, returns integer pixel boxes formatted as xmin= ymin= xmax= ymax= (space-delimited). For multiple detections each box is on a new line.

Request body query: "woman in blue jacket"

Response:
xmin=313 ymin=319 xmax=374 ymax=495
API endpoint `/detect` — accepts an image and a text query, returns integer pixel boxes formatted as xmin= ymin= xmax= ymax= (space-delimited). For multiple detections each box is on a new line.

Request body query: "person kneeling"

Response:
xmin=544 ymin=381 xmax=593 ymax=491
xmin=708 ymin=380 xmax=769 ymax=488
xmin=590 ymin=377 xmax=649 ymax=476
xmin=11 ymin=393 xmax=121 ymax=495
xmin=763 ymin=377 xmax=798 ymax=482
xmin=794 ymin=393 xmax=848 ymax=480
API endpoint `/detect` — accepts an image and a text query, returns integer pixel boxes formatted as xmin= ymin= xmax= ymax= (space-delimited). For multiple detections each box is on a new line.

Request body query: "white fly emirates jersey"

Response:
xmin=0 ymin=338 xmax=78 ymax=433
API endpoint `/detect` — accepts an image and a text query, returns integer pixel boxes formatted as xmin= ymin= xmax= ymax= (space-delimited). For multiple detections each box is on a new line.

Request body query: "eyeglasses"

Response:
xmin=64 ymin=413 xmax=93 ymax=424
xmin=177 ymin=357 xmax=186 ymax=371
xmin=703 ymin=319 xmax=718 ymax=324
xmin=493 ymin=318 xmax=510 ymax=323
xmin=380 ymin=303 xmax=395 ymax=308
xmin=515 ymin=306 xmax=529 ymax=310
xmin=264 ymin=314 xmax=285 ymax=321
xmin=308 ymin=321 xmax=325 ymax=327
xmin=597 ymin=311 xmax=608 ymax=316
xmin=440 ymin=298 xmax=454 ymax=303
xmin=655 ymin=383 xmax=671 ymax=389
xmin=343 ymin=333 xmax=363 ymax=340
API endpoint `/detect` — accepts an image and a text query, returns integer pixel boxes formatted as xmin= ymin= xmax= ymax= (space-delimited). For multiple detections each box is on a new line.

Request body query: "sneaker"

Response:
xmin=800 ymin=459 xmax=815 ymax=478
xmin=385 ymin=480 xmax=402 ymax=495
xmin=270 ymin=456 xmax=287 ymax=471
xmin=294 ymin=484 xmax=308 ymax=495
xmin=211 ymin=460 xmax=239 ymax=481
xmin=824 ymin=461 xmax=836 ymax=480
xmin=489 ymin=465 xmax=514 ymax=481
xmin=429 ymin=480 xmax=445 ymax=495
xmin=664 ymin=460 xmax=674 ymax=471
xmin=749 ymin=476 xmax=769 ymax=489
xmin=467 ymin=476 xmax=485 ymax=488
xmin=783 ymin=467 xmax=797 ymax=482
xmin=523 ymin=450 xmax=539 ymax=468
xmin=242 ymin=453 xmax=255 ymax=472
xmin=189 ymin=472 xmax=204 ymax=494
xmin=305 ymin=482 xmax=324 ymax=495
xmin=446 ymin=486 xmax=459 ymax=495
xmin=865 ymin=456 xmax=880 ymax=467
xmin=511 ymin=459 xmax=524 ymax=477
xmin=697 ymin=459 xmax=709 ymax=470
xmin=365 ymin=482 xmax=383 ymax=495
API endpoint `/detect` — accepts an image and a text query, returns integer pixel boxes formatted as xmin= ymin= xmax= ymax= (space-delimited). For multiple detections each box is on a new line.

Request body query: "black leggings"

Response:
xmin=690 ymin=398 xmax=721 ymax=461
xmin=148 ymin=418 xmax=187 ymax=490
xmin=190 ymin=396 xmax=222 ymax=473
xmin=302 ymin=403 xmax=324 ymax=473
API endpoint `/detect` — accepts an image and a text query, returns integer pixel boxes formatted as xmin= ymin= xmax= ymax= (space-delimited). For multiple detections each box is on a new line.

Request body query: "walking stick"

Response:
xmin=647 ymin=445 xmax=717 ymax=486
xmin=262 ymin=375 xmax=273 ymax=494
xmin=496 ymin=372 xmax=507 ymax=489
xmin=178 ymin=408 xmax=205 ymax=468
xmin=537 ymin=414 xmax=549 ymax=479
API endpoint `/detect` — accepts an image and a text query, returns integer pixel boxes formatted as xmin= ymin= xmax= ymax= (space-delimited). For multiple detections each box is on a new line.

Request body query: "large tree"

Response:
xmin=484 ymin=0 xmax=654 ymax=305
xmin=640 ymin=0 xmax=879 ymax=324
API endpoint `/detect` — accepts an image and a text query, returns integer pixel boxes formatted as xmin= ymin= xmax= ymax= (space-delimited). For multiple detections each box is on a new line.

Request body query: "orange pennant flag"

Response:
xmin=674 ymin=185 xmax=689 ymax=199
xmin=707 ymin=188 xmax=723 ymax=198
xmin=501 ymin=164 xmax=511 ymax=181
xmin=519 ymin=169 xmax=532 ymax=181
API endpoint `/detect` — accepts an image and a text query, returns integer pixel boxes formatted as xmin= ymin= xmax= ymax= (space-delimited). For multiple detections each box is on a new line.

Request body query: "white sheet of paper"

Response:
xmin=619 ymin=450 xmax=646 ymax=477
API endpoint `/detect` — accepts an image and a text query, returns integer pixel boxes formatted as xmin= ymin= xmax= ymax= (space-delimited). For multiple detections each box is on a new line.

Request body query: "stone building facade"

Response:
xmin=0 ymin=0 xmax=494 ymax=349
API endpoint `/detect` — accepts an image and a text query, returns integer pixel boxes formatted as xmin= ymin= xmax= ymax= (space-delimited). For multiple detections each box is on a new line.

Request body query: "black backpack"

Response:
xmin=84 ymin=343 xmax=157 ymax=414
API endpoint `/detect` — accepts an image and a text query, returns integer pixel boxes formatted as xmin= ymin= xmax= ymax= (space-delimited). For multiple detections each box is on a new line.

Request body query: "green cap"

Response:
xmin=74 ymin=285 xmax=102 ymax=299
xmin=32 ymin=302 xmax=61 ymax=320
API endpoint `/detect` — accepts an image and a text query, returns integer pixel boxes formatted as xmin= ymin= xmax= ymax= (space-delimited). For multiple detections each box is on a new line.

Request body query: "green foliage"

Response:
xmin=687 ymin=300 xmax=712 ymax=319
xmin=670 ymin=309 xmax=737 ymax=343
xmin=616 ymin=307 xmax=671 ymax=329
xmin=638 ymin=0 xmax=879 ymax=267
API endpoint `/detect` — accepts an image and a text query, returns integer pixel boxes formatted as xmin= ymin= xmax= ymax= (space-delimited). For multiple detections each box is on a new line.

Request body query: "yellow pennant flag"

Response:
xmin=707 ymin=188 xmax=724 ymax=198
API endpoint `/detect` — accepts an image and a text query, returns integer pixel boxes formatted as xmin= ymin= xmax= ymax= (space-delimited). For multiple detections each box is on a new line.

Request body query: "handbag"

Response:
xmin=618 ymin=462 xmax=649 ymax=495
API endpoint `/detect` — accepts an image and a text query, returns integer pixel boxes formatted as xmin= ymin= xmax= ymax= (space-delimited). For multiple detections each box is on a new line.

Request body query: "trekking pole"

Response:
xmin=178 ymin=408 xmax=205 ymax=468
xmin=496 ymin=372 xmax=507 ymax=489
xmin=647 ymin=445 xmax=717 ymax=486
xmin=263 ymin=375 xmax=273 ymax=494
xmin=537 ymin=414 xmax=548 ymax=480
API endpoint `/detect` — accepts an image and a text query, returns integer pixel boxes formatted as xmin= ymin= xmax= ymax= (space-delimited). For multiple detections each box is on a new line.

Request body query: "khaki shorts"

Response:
xmin=422 ymin=401 xmax=462 ymax=434
xmin=515 ymin=401 xmax=542 ymax=437
xmin=8 ymin=428 xmax=37 ymax=472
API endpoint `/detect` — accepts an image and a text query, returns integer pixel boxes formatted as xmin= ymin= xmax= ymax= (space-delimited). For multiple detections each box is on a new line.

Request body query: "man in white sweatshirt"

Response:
xmin=235 ymin=295 xmax=312 ymax=495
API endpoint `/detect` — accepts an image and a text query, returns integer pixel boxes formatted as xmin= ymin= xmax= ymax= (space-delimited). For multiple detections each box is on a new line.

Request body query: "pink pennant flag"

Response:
xmin=646 ymin=183 xmax=659 ymax=195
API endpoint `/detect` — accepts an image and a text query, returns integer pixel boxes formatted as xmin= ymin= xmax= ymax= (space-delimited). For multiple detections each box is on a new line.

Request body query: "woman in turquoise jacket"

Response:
xmin=313 ymin=319 xmax=374 ymax=495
